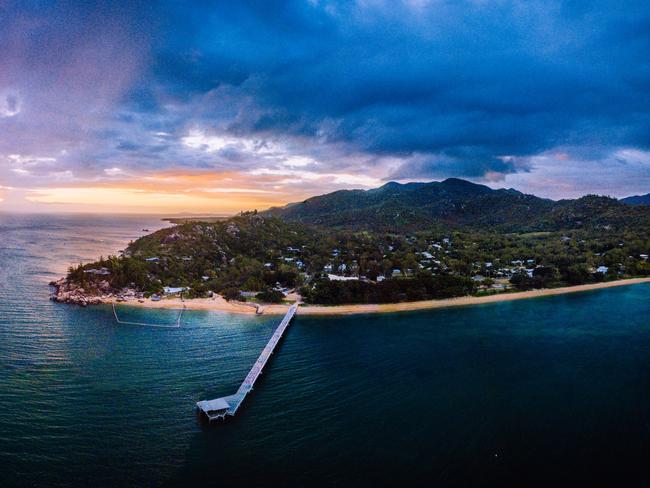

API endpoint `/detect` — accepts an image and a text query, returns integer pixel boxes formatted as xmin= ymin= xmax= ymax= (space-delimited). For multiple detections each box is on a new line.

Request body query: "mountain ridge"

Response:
xmin=621 ymin=193 xmax=650 ymax=205
xmin=263 ymin=178 xmax=649 ymax=232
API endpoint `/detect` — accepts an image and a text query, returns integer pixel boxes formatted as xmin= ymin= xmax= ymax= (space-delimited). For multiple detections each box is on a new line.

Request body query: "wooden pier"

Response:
xmin=196 ymin=303 xmax=298 ymax=422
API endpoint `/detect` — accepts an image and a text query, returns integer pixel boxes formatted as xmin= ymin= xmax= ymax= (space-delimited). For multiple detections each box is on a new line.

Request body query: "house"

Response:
xmin=392 ymin=269 xmax=402 ymax=277
xmin=327 ymin=274 xmax=358 ymax=281
xmin=376 ymin=275 xmax=386 ymax=282
xmin=471 ymin=275 xmax=485 ymax=283
xmin=145 ymin=257 xmax=159 ymax=262
xmin=163 ymin=286 xmax=188 ymax=294
xmin=640 ymin=254 xmax=649 ymax=260
xmin=323 ymin=264 xmax=333 ymax=273
xmin=150 ymin=294 xmax=161 ymax=301
xmin=596 ymin=266 xmax=609 ymax=274
xmin=337 ymin=263 xmax=347 ymax=273
xmin=420 ymin=251 xmax=434 ymax=259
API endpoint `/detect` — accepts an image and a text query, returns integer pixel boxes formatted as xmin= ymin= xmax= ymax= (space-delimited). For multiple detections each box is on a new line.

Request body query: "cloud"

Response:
xmin=1 ymin=0 xmax=650 ymax=211
xmin=0 ymin=91 xmax=20 ymax=117
xmin=499 ymin=147 xmax=650 ymax=199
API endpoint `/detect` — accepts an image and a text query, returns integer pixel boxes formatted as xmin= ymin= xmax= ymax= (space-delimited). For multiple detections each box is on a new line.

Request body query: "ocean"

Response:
xmin=1 ymin=213 xmax=650 ymax=487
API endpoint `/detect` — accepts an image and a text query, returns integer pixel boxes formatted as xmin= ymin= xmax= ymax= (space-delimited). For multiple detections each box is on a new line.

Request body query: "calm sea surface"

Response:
xmin=1 ymin=213 xmax=650 ymax=487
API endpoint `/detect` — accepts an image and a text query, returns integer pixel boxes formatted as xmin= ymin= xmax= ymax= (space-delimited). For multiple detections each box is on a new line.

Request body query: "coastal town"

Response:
xmin=52 ymin=211 xmax=650 ymax=310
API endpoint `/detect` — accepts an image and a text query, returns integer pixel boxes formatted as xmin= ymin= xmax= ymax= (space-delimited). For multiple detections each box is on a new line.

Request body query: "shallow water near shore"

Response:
xmin=2 ymin=214 xmax=650 ymax=487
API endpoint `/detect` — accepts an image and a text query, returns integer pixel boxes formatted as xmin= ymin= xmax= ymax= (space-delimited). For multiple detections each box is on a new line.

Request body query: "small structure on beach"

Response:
xmin=163 ymin=286 xmax=188 ymax=294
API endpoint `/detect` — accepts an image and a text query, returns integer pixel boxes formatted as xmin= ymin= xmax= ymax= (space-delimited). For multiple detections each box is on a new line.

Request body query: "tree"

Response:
xmin=256 ymin=289 xmax=284 ymax=303
xmin=223 ymin=287 xmax=244 ymax=301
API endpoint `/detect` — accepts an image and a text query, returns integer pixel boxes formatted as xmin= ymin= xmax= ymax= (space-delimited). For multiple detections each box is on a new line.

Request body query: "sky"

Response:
xmin=1 ymin=0 xmax=649 ymax=213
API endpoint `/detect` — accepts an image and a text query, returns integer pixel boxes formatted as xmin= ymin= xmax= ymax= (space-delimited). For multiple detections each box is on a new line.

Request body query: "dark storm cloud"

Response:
xmin=1 ymin=0 xmax=649 ymax=192
xmin=146 ymin=0 xmax=650 ymax=178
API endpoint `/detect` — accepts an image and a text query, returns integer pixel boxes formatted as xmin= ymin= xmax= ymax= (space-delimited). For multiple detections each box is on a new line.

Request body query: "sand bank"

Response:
xmin=108 ymin=277 xmax=650 ymax=316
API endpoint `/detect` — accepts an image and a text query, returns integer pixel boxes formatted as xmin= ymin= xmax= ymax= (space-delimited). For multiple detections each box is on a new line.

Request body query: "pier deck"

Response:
xmin=196 ymin=303 xmax=298 ymax=421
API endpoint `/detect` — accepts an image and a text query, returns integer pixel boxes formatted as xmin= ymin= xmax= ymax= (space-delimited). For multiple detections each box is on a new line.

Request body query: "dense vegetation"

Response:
xmin=301 ymin=274 xmax=474 ymax=304
xmin=66 ymin=179 xmax=650 ymax=305
xmin=265 ymin=178 xmax=650 ymax=233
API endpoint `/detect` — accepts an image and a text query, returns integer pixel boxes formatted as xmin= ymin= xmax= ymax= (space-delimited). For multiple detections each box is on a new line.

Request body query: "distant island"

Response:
xmin=51 ymin=178 xmax=650 ymax=313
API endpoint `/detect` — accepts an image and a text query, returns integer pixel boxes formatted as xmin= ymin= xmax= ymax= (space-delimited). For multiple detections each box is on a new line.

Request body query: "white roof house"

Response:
xmin=328 ymin=274 xmax=358 ymax=281
xmin=596 ymin=266 xmax=609 ymax=274
xmin=163 ymin=286 xmax=188 ymax=294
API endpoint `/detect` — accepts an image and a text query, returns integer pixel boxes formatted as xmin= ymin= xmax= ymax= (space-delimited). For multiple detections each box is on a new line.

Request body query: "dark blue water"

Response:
xmin=2 ymin=214 xmax=650 ymax=487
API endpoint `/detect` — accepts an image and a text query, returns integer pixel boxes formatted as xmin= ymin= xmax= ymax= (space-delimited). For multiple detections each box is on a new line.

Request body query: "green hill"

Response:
xmin=621 ymin=193 xmax=650 ymax=205
xmin=265 ymin=178 xmax=650 ymax=232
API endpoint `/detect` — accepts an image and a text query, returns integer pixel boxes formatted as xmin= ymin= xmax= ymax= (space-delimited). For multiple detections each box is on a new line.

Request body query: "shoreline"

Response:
xmin=106 ymin=277 xmax=650 ymax=316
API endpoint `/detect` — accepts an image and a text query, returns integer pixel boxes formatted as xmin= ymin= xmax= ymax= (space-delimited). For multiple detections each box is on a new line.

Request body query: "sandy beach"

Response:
xmin=108 ymin=277 xmax=650 ymax=316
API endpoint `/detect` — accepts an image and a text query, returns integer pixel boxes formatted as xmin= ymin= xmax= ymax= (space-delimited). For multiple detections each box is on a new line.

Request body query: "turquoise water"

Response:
xmin=2 ymin=214 xmax=650 ymax=487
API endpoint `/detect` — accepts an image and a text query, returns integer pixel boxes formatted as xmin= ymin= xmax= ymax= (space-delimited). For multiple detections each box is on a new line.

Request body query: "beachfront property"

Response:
xmin=163 ymin=286 xmax=188 ymax=295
